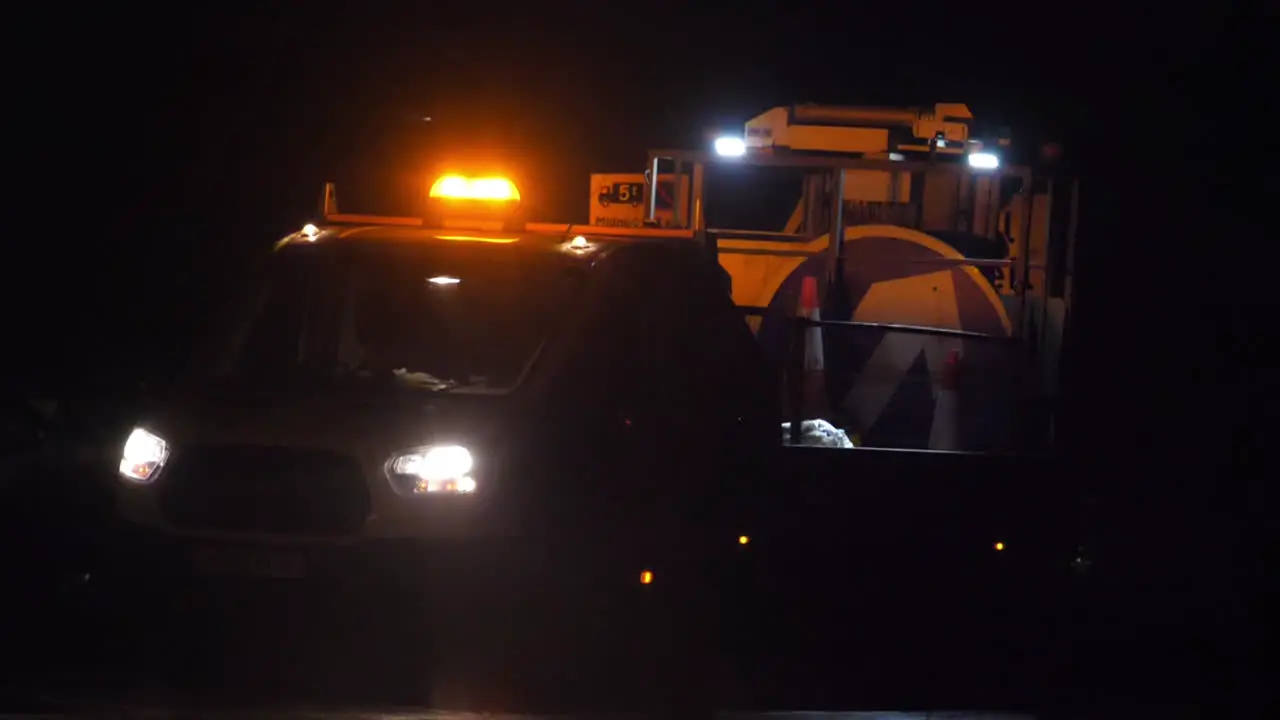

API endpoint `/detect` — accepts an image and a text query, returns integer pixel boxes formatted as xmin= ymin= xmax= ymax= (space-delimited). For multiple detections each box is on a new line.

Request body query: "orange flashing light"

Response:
xmin=429 ymin=174 xmax=521 ymax=202
xmin=639 ymin=569 xmax=654 ymax=585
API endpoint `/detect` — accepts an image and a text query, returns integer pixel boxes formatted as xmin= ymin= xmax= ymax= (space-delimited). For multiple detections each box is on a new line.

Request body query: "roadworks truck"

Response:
xmin=590 ymin=103 xmax=1083 ymax=708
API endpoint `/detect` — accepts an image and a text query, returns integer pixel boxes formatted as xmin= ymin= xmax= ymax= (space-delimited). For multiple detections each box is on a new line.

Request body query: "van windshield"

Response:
xmin=203 ymin=243 xmax=584 ymax=394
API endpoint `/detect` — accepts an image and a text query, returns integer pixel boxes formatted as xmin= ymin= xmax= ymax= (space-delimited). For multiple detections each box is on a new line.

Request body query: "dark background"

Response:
xmin=4 ymin=3 xmax=1264 ymax=711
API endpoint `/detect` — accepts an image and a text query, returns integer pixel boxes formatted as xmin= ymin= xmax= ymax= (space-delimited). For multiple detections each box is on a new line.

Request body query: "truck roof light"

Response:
xmin=428 ymin=174 xmax=521 ymax=202
xmin=967 ymin=152 xmax=999 ymax=170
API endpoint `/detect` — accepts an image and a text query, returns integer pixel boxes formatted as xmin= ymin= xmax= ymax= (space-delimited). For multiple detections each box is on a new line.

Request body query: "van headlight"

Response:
xmin=118 ymin=427 xmax=169 ymax=483
xmin=388 ymin=445 xmax=476 ymax=494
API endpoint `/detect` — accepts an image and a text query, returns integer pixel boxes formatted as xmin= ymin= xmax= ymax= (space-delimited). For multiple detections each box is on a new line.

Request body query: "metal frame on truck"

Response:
xmin=634 ymin=136 xmax=1078 ymax=454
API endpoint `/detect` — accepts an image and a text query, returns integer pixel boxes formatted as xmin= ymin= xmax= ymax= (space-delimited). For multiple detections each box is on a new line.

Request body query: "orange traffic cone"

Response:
xmin=798 ymin=276 xmax=828 ymax=419
xmin=929 ymin=348 xmax=961 ymax=450
xmin=322 ymin=182 xmax=339 ymax=215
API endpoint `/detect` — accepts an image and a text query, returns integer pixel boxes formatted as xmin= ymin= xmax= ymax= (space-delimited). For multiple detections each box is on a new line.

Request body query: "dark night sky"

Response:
xmin=8 ymin=4 xmax=1227 ymax=451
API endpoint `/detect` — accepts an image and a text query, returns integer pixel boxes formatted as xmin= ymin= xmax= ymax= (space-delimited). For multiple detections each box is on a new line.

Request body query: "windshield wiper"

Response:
xmin=390 ymin=368 xmax=488 ymax=393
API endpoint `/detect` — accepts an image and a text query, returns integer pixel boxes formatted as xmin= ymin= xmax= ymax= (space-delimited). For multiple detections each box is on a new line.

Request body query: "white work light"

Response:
xmin=968 ymin=152 xmax=999 ymax=170
xmin=714 ymin=136 xmax=746 ymax=157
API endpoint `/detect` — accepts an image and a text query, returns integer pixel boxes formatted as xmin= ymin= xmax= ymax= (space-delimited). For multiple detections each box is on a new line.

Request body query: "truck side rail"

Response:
xmin=747 ymin=310 xmax=1016 ymax=343
xmin=524 ymin=223 xmax=696 ymax=239
xmin=760 ymin=312 xmax=1032 ymax=450
xmin=324 ymin=213 xmax=424 ymax=226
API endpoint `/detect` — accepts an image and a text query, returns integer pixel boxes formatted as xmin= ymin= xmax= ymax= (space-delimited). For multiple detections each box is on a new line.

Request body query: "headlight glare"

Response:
xmin=119 ymin=427 xmax=169 ymax=483
xmin=389 ymin=444 xmax=476 ymax=494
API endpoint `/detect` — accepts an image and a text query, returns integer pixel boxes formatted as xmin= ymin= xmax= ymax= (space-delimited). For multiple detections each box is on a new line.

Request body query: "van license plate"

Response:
xmin=191 ymin=544 xmax=306 ymax=579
